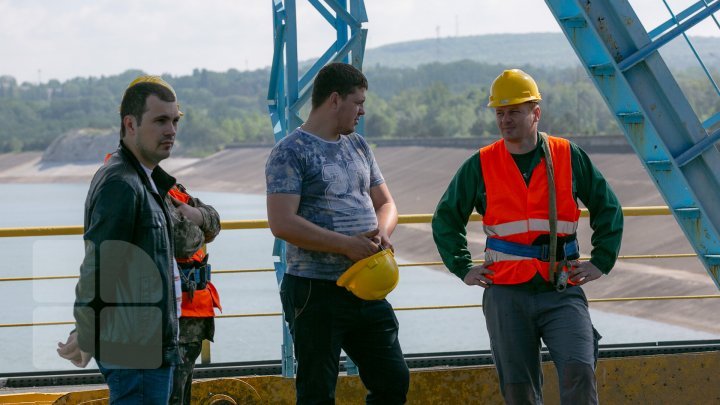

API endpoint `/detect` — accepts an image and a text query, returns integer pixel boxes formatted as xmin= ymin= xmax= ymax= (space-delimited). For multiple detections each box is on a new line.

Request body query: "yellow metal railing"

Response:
xmin=0 ymin=219 xmax=271 ymax=238
xmin=0 ymin=254 xmax=701 ymax=283
xmin=2 ymin=295 xmax=720 ymax=329
xmin=1 ymin=205 xmax=718 ymax=330
xmin=0 ymin=206 xmax=675 ymax=238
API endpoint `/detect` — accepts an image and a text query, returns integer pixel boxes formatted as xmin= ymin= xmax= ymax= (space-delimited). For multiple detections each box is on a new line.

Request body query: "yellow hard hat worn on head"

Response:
xmin=487 ymin=69 xmax=542 ymax=107
xmin=337 ymin=249 xmax=399 ymax=300
xmin=127 ymin=75 xmax=177 ymax=98
xmin=122 ymin=75 xmax=184 ymax=115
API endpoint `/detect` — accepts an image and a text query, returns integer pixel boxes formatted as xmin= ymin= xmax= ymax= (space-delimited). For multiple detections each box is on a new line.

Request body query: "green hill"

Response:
xmin=0 ymin=33 xmax=717 ymax=155
xmin=363 ymin=33 xmax=720 ymax=70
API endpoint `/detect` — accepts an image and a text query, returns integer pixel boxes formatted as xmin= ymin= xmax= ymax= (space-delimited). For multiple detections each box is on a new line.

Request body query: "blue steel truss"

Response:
xmin=267 ymin=0 xmax=368 ymax=377
xmin=544 ymin=0 xmax=720 ymax=287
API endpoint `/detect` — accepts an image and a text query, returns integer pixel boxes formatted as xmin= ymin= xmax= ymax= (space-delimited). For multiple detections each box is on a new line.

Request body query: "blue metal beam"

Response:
xmin=323 ymin=0 xmax=363 ymax=28
xmin=617 ymin=0 xmax=720 ymax=71
xmin=268 ymin=0 xmax=288 ymax=143
xmin=308 ymin=0 xmax=335 ymax=25
xmin=544 ymin=0 xmax=720 ymax=290
xmin=293 ymin=31 xmax=365 ymax=112
xmin=648 ymin=0 xmax=712 ymax=38
xmin=658 ymin=0 xmax=720 ymax=99
xmin=704 ymin=112 xmax=720 ymax=130
xmin=675 ymin=128 xmax=720 ymax=167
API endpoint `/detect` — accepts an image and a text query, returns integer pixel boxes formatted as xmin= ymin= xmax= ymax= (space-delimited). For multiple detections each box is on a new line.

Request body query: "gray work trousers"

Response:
xmin=483 ymin=282 xmax=601 ymax=405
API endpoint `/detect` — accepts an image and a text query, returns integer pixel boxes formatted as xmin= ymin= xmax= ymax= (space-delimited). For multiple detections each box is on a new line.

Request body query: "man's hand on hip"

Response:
xmin=568 ymin=260 xmax=603 ymax=285
xmin=464 ymin=261 xmax=494 ymax=288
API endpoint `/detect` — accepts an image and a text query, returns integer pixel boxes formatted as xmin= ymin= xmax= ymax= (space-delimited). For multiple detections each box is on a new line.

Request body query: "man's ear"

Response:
xmin=328 ymin=92 xmax=340 ymax=110
xmin=123 ymin=115 xmax=136 ymax=136
xmin=533 ymin=105 xmax=542 ymax=123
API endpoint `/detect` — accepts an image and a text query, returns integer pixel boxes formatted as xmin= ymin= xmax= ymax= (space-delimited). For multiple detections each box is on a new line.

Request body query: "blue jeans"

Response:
xmin=280 ymin=274 xmax=410 ymax=405
xmin=97 ymin=361 xmax=174 ymax=404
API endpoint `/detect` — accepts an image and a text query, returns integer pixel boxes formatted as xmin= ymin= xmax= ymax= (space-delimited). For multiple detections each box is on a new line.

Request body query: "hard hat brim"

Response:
xmin=487 ymin=95 xmax=542 ymax=108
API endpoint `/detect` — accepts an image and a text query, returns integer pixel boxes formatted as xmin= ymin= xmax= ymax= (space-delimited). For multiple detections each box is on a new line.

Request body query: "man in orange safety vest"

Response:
xmin=433 ymin=69 xmax=623 ymax=404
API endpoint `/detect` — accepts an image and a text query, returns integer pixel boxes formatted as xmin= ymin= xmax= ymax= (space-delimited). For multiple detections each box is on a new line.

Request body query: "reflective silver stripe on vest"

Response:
xmin=484 ymin=219 xmax=578 ymax=237
xmin=528 ymin=218 xmax=578 ymax=234
xmin=485 ymin=249 xmax=533 ymax=263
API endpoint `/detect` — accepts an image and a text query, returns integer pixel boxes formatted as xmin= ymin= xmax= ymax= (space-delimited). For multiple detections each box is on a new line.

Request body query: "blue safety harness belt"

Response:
xmin=485 ymin=238 xmax=579 ymax=261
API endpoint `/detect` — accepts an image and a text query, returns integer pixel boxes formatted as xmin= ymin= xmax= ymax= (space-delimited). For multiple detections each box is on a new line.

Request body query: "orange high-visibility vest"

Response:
xmin=480 ymin=135 xmax=580 ymax=285
xmin=181 ymin=281 xmax=222 ymax=318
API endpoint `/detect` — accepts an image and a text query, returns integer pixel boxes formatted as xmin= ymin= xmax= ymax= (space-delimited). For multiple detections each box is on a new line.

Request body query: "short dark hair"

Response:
xmin=119 ymin=83 xmax=176 ymax=138
xmin=311 ymin=63 xmax=368 ymax=109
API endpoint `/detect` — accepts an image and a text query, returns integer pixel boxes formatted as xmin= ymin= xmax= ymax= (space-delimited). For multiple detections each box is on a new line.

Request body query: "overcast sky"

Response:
xmin=0 ymin=0 xmax=717 ymax=84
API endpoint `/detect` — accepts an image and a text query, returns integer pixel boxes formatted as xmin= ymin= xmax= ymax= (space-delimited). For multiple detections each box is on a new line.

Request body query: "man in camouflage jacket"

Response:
xmin=167 ymin=183 xmax=221 ymax=405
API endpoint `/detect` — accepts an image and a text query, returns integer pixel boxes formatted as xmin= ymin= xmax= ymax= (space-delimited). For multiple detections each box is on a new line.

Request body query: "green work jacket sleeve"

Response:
xmin=432 ymin=139 xmax=624 ymax=281
xmin=570 ymin=143 xmax=624 ymax=273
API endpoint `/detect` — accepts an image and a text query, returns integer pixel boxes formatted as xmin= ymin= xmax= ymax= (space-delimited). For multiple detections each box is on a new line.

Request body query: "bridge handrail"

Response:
xmin=2 ymin=294 xmax=719 ymax=329
xmin=0 ymin=206 xmax=672 ymax=238
xmin=0 ymin=254 xmax=700 ymax=283
xmin=0 ymin=204 xmax=715 ymax=330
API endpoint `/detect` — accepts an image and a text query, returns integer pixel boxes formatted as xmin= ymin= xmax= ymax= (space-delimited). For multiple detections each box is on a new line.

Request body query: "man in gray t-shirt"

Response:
xmin=266 ymin=63 xmax=409 ymax=404
xmin=266 ymin=128 xmax=384 ymax=279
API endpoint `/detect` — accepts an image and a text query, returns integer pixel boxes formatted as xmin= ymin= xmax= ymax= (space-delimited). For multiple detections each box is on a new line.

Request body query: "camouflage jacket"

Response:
xmin=167 ymin=184 xmax=221 ymax=343
xmin=165 ymin=184 xmax=221 ymax=260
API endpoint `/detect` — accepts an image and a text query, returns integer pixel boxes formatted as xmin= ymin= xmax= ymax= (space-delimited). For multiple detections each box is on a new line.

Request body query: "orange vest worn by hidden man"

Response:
xmin=168 ymin=186 xmax=222 ymax=318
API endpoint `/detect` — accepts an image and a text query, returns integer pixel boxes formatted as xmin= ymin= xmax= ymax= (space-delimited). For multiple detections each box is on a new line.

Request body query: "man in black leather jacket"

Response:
xmin=59 ymin=76 xmax=184 ymax=404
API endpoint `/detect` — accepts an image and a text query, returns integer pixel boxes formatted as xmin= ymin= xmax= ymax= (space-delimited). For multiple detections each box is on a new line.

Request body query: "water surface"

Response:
xmin=1 ymin=183 xmax=718 ymax=373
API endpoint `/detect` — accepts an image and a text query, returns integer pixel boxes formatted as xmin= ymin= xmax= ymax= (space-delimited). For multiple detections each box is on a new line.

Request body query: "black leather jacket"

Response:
xmin=74 ymin=141 xmax=181 ymax=368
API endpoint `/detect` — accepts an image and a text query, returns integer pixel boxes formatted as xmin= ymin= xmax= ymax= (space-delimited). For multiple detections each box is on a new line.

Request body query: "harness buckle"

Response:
xmin=180 ymin=261 xmax=211 ymax=292
xmin=540 ymin=245 xmax=550 ymax=261
xmin=554 ymin=262 xmax=570 ymax=292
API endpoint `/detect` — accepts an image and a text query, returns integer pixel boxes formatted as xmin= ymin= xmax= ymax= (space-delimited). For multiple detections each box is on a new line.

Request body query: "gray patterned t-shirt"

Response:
xmin=265 ymin=128 xmax=384 ymax=280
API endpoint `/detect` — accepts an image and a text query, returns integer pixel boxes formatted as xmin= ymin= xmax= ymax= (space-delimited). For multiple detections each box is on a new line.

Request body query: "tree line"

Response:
xmin=0 ymin=61 xmax=717 ymax=156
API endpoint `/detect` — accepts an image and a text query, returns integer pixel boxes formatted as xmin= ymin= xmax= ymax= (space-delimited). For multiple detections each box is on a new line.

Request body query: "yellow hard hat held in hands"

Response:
xmin=487 ymin=69 xmax=542 ymax=107
xmin=337 ymin=247 xmax=400 ymax=301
